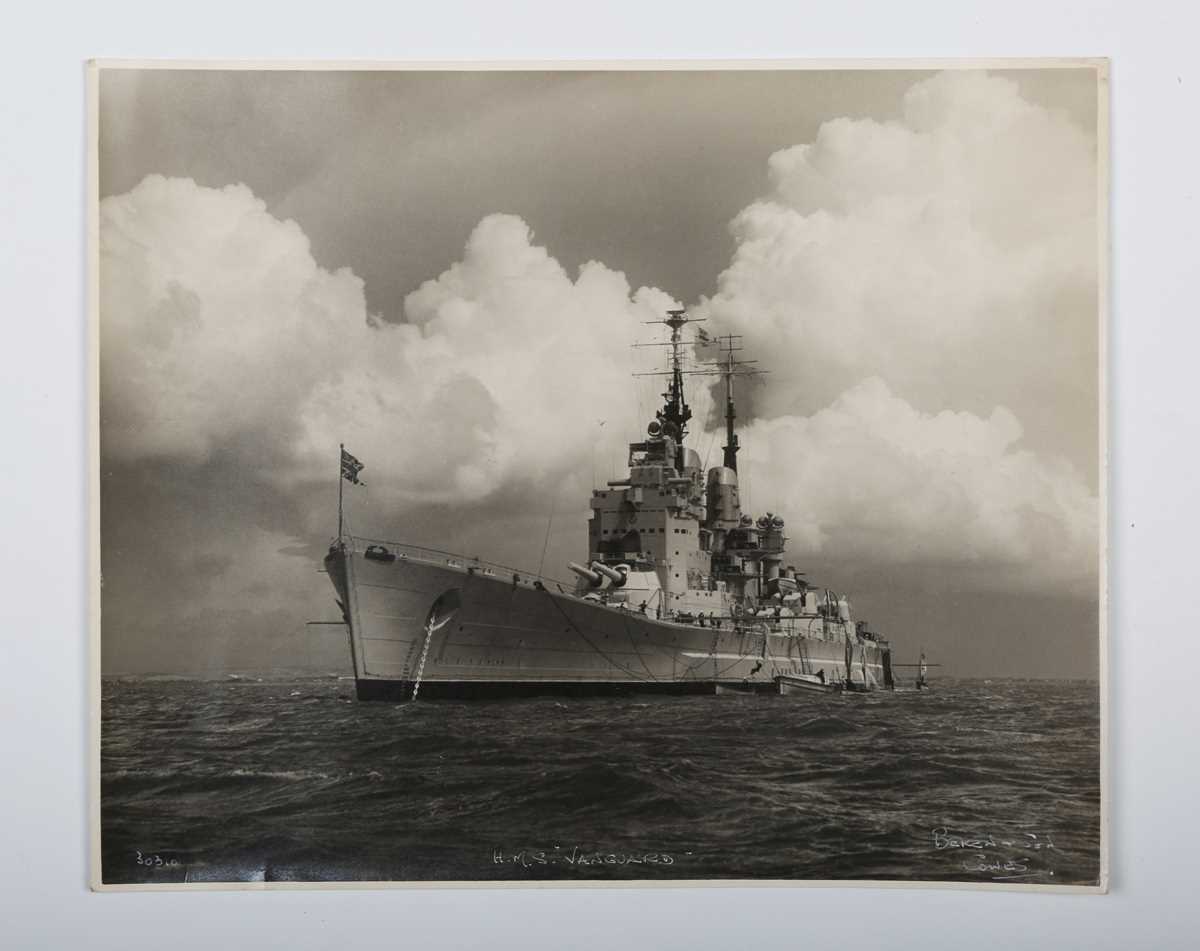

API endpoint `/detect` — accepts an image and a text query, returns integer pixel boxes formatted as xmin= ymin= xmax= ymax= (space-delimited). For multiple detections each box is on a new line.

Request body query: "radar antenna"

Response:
xmin=633 ymin=308 xmax=705 ymax=443
xmin=633 ymin=313 xmax=765 ymax=472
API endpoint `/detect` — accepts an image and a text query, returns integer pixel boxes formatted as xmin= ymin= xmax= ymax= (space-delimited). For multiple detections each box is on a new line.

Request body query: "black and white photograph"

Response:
xmin=93 ymin=61 xmax=1106 ymax=888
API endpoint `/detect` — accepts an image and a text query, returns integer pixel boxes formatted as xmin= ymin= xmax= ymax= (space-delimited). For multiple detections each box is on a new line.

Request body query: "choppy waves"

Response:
xmin=100 ymin=677 xmax=1101 ymax=885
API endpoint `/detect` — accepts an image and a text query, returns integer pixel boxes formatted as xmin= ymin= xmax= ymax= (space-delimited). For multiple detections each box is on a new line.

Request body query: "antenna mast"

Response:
xmin=633 ymin=308 xmax=704 ymax=444
xmin=718 ymin=336 xmax=743 ymax=472
xmin=632 ymin=312 xmax=763 ymax=473
xmin=703 ymin=334 xmax=762 ymax=473
xmin=661 ymin=309 xmax=693 ymax=442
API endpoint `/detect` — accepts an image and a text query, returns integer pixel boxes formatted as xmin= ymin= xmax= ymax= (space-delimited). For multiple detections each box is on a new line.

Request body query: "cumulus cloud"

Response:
xmin=680 ymin=70 xmax=1100 ymax=592
xmin=736 ymin=378 xmax=1097 ymax=593
xmin=699 ymin=70 xmax=1098 ymax=462
xmin=100 ymin=177 xmax=680 ymax=515
xmin=100 ymin=71 xmax=1099 ymax=625
xmin=100 ymin=176 xmax=368 ymax=462
xmin=293 ymin=213 xmax=685 ymax=506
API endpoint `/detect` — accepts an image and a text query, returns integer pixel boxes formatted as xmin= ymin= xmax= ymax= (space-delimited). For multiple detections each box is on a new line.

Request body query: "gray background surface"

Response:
xmin=1 ymin=0 xmax=1195 ymax=946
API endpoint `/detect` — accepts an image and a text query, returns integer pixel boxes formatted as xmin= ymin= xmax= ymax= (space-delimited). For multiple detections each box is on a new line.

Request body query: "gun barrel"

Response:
xmin=568 ymin=562 xmax=603 ymax=587
xmin=592 ymin=561 xmax=627 ymax=587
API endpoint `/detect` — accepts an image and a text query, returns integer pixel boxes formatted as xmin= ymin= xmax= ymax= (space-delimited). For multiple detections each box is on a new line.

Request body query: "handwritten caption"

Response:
xmin=493 ymin=846 xmax=685 ymax=869
xmin=931 ymin=827 xmax=1057 ymax=881
xmin=134 ymin=850 xmax=182 ymax=869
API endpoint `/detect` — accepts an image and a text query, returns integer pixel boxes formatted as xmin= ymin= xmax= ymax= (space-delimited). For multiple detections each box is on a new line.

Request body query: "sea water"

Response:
xmin=100 ymin=677 xmax=1101 ymax=885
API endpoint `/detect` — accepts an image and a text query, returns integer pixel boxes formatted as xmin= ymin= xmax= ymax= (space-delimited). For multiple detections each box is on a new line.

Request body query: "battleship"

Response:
xmin=324 ymin=310 xmax=896 ymax=700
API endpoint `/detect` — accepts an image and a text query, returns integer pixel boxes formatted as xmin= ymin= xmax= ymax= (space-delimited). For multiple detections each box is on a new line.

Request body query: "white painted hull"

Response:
xmin=325 ymin=539 xmax=891 ymax=700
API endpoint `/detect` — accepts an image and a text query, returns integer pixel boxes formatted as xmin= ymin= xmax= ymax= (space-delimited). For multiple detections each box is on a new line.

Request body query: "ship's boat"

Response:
xmin=324 ymin=310 xmax=896 ymax=700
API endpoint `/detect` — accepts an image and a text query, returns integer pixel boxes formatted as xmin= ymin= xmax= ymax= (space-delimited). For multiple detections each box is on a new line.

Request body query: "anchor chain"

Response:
xmin=410 ymin=619 xmax=437 ymax=702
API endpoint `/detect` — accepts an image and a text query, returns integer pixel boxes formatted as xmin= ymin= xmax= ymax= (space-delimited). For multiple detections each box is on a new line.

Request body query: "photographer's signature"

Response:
xmin=931 ymin=827 xmax=1057 ymax=881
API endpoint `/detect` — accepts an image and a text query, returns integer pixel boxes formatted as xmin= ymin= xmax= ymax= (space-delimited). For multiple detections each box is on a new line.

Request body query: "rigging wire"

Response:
xmin=539 ymin=589 xmax=652 ymax=682
xmin=701 ymin=427 xmax=719 ymax=471
xmin=614 ymin=609 xmax=662 ymax=681
xmin=537 ymin=490 xmax=557 ymax=580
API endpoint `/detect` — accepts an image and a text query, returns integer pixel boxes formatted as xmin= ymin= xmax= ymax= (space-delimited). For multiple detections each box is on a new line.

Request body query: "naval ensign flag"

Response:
xmin=337 ymin=445 xmax=365 ymax=540
xmin=340 ymin=448 xmax=365 ymax=486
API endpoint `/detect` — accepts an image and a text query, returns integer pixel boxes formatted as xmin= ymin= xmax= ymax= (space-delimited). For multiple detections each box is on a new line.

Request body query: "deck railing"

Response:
xmin=345 ymin=535 xmax=862 ymax=642
xmin=346 ymin=534 xmax=576 ymax=592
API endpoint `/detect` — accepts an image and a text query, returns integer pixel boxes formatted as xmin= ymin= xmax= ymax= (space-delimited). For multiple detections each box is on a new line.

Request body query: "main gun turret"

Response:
xmin=569 ymin=560 xmax=628 ymax=588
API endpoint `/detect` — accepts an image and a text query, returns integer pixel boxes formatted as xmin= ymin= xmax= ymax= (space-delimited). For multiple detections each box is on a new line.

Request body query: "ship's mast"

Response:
xmin=704 ymin=334 xmax=762 ymax=473
xmin=633 ymin=316 xmax=763 ymax=471
xmin=659 ymin=308 xmax=693 ymax=442
xmin=633 ymin=309 xmax=704 ymax=455
xmin=718 ymin=336 xmax=743 ymax=472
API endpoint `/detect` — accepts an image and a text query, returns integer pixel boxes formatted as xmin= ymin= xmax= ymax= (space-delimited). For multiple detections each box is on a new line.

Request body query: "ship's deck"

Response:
xmin=344 ymin=533 xmax=576 ymax=591
xmin=337 ymin=535 xmax=870 ymax=643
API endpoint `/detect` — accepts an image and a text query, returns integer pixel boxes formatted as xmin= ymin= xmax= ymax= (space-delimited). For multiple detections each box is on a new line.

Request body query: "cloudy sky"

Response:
xmin=98 ymin=66 xmax=1101 ymax=677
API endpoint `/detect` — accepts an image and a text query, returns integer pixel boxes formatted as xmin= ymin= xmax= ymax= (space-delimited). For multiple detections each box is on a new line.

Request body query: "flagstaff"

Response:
xmin=337 ymin=444 xmax=366 ymax=544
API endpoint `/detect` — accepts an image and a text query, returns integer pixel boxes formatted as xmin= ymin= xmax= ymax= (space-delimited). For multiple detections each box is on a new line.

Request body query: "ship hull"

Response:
xmin=326 ymin=541 xmax=891 ymax=701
